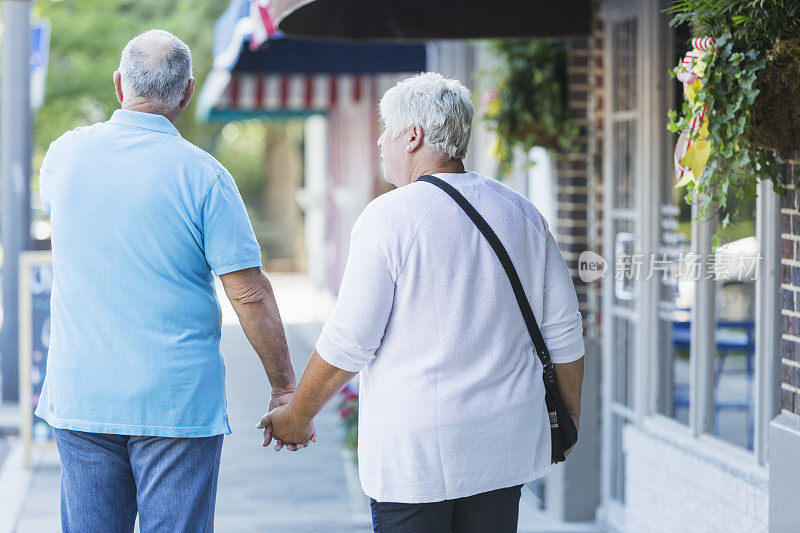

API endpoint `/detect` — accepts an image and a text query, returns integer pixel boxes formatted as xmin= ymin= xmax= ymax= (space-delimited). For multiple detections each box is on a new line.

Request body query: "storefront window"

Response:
xmin=655 ymin=193 xmax=692 ymax=424
xmin=711 ymin=198 xmax=758 ymax=449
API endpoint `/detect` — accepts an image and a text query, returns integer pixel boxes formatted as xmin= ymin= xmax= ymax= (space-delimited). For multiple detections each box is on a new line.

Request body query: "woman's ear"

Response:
xmin=407 ymin=125 xmax=424 ymax=152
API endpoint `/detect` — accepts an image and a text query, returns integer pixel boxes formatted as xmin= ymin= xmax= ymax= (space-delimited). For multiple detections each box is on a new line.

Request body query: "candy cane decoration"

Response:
xmin=674 ymin=37 xmax=715 ymax=185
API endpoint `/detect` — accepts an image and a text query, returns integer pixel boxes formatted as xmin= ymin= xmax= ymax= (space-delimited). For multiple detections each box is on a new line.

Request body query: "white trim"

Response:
xmin=781 ymin=383 xmax=800 ymax=395
xmin=600 ymin=8 xmax=616 ymax=515
xmin=610 ymin=208 xmax=637 ymax=220
xmin=638 ymin=0 xmax=662 ymax=422
xmin=601 ymin=2 xmax=644 ymax=525
xmin=610 ymin=110 xmax=638 ymax=122
xmin=782 ymin=358 xmax=800 ymax=368
xmin=640 ymin=416 xmax=768 ymax=487
xmin=761 ymin=177 xmax=788 ymax=467
xmin=689 ymin=195 xmax=717 ymax=437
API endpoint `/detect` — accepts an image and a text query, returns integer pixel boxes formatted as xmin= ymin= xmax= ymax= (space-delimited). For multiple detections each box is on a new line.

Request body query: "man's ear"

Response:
xmin=407 ymin=125 xmax=424 ymax=152
xmin=113 ymin=71 xmax=124 ymax=104
xmin=179 ymin=78 xmax=195 ymax=111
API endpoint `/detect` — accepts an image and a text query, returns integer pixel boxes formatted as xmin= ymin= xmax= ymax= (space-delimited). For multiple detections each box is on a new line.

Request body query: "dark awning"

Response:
xmin=272 ymin=0 xmax=592 ymax=41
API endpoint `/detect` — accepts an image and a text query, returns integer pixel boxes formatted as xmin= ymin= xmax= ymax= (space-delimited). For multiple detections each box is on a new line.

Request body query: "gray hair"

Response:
xmin=379 ymin=72 xmax=474 ymax=160
xmin=118 ymin=29 xmax=192 ymax=113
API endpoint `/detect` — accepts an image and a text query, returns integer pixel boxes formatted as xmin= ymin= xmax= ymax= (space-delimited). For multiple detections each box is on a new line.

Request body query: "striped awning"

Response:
xmin=197 ymin=0 xmax=426 ymax=122
xmin=220 ymin=74 xmax=369 ymax=112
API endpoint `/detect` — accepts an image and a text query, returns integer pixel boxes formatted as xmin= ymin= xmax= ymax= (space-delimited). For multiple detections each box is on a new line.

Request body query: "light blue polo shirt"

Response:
xmin=34 ymin=109 xmax=262 ymax=437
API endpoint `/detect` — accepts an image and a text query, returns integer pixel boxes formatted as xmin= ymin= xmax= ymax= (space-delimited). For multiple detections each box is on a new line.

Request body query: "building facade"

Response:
xmin=204 ymin=0 xmax=798 ymax=528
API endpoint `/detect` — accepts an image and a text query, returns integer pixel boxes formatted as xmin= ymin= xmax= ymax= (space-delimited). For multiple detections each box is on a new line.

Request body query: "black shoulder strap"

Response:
xmin=417 ymin=175 xmax=553 ymax=369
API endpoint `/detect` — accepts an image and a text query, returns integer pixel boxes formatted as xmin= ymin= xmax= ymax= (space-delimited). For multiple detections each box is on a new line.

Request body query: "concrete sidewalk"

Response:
xmin=2 ymin=273 xmax=596 ymax=532
xmin=8 ymin=319 xmax=369 ymax=532
xmin=6 ymin=274 xmax=367 ymax=532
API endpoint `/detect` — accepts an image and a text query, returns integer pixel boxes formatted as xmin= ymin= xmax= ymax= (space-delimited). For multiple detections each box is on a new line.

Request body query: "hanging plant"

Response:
xmin=483 ymin=40 xmax=579 ymax=178
xmin=665 ymin=0 xmax=800 ymax=241
xmin=667 ymin=31 xmax=781 ymax=234
xmin=749 ymin=38 xmax=800 ymax=156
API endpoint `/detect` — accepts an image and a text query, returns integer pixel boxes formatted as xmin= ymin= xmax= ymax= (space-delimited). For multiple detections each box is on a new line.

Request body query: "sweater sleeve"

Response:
xmin=315 ymin=202 xmax=397 ymax=372
xmin=540 ymin=229 xmax=585 ymax=363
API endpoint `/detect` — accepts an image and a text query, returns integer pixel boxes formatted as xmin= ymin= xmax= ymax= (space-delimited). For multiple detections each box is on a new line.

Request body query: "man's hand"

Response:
xmin=257 ymin=402 xmax=316 ymax=452
xmin=261 ymin=390 xmax=294 ymax=450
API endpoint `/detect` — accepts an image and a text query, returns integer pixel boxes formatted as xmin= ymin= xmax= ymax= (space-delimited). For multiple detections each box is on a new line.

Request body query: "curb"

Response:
xmin=340 ymin=449 xmax=371 ymax=526
xmin=0 ymin=438 xmax=32 ymax=533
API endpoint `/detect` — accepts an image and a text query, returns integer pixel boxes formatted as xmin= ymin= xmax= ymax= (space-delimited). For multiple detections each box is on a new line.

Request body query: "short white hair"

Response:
xmin=119 ymin=29 xmax=192 ymax=113
xmin=379 ymin=72 xmax=474 ymax=160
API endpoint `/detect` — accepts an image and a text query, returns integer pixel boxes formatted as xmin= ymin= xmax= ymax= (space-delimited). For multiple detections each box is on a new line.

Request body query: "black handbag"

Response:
xmin=418 ymin=175 xmax=579 ymax=463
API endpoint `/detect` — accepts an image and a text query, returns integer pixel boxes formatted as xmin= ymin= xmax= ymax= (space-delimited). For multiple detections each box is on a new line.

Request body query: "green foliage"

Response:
xmin=665 ymin=0 xmax=797 ymax=244
xmin=33 ymin=0 xmax=225 ymax=161
xmin=667 ymin=31 xmax=780 ymax=244
xmin=216 ymin=121 xmax=269 ymax=215
xmin=666 ymin=0 xmax=800 ymax=51
xmin=484 ymin=40 xmax=578 ymax=178
xmin=750 ymin=38 xmax=800 ymax=154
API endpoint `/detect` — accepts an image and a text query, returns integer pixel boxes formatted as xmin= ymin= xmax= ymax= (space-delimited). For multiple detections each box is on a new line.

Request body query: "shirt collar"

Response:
xmin=431 ymin=171 xmax=483 ymax=185
xmin=108 ymin=109 xmax=181 ymax=136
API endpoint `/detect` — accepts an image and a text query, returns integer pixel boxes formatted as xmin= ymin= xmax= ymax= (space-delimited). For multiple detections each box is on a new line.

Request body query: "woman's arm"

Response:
xmin=554 ymin=357 xmax=584 ymax=457
xmin=257 ymin=349 xmax=356 ymax=448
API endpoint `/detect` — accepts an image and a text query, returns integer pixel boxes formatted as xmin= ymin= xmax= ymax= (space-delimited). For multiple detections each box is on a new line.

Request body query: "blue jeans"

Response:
xmin=370 ymin=485 xmax=523 ymax=533
xmin=53 ymin=428 xmax=223 ymax=533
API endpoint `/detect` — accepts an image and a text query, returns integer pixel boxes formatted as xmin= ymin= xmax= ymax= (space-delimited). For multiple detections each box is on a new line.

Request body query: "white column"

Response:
xmin=298 ymin=115 xmax=328 ymax=291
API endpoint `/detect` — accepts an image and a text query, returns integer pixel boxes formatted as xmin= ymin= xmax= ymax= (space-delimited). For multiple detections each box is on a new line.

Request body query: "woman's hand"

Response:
xmin=257 ymin=403 xmax=316 ymax=451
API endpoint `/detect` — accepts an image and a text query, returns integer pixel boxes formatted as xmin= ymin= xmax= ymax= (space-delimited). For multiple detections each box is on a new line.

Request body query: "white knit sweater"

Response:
xmin=316 ymin=171 xmax=585 ymax=503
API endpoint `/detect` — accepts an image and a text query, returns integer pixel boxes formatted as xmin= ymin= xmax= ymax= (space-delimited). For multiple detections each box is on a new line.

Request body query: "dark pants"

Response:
xmin=370 ymin=485 xmax=523 ymax=533
xmin=53 ymin=428 xmax=224 ymax=533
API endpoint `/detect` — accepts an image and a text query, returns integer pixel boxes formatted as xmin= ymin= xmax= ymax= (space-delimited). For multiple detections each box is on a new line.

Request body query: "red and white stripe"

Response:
xmin=691 ymin=37 xmax=716 ymax=52
xmin=219 ymin=74 xmax=368 ymax=111
xmin=249 ymin=0 xmax=278 ymax=51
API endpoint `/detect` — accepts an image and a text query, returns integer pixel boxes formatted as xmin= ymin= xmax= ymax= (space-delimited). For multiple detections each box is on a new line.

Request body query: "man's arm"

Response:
xmin=554 ymin=357 xmax=584 ymax=457
xmin=219 ymin=267 xmax=296 ymax=396
xmin=257 ymin=349 xmax=355 ymax=447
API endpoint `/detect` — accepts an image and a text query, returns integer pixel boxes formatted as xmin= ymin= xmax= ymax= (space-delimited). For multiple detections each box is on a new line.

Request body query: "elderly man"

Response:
xmin=36 ymin=30 xmax=298 ymax=532
xmin=259 ymin=72 xmax=584 ymax=532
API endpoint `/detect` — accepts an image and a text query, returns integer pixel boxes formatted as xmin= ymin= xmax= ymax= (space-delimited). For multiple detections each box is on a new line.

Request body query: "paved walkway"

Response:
xmin=214 ymin=320 xmax=371 ymax=532
xmin=3 ymin=274 xmax=594 ymax=532
xmin=9 ymin=274 xmax=370 ymax=532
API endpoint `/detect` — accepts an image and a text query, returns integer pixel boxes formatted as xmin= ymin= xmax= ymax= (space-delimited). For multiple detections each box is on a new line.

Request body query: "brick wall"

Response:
xmin=555 ymin=3 xmax=604 ymax=339
xmin=555 ymin=36 xmax=592 ymax=329
xmin=779 ymin=162 xmax=800 ymax=416
xmin=587 ymin=10 xmax=604 ymax=341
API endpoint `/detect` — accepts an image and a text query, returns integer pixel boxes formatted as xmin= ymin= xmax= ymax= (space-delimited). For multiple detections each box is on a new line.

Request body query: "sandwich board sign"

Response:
xmin=19 ymin=251 xmax=55 ymax=465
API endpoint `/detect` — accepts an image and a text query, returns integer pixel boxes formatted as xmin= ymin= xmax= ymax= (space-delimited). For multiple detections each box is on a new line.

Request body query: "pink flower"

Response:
xmin=340 ymin=406 xmax=354 ymax=419
xmin=343 ymin=391 xmax=359 ymax=402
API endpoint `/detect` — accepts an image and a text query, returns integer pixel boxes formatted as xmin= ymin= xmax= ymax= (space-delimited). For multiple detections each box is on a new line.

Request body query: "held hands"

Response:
xmin=257 ymin=391 xmax=316 ymax=452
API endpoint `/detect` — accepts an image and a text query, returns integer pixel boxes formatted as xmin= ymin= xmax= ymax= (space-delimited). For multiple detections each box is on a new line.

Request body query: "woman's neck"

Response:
xmin=415 ymin=159 xmax=466 ymax=180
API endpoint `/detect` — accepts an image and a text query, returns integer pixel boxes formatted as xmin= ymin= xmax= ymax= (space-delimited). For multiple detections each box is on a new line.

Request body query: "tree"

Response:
xmin=32 ymin=0 xmax=225 ymax=158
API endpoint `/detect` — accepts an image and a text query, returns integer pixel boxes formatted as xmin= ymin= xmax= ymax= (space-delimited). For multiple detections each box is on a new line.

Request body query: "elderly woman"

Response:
xmin=259 ymin=72 xmax=585 ymax=532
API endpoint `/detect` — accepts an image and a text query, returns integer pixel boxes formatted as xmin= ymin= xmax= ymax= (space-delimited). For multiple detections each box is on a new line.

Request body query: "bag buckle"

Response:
xmin=549 ymin=410 xmax=559 ymax=429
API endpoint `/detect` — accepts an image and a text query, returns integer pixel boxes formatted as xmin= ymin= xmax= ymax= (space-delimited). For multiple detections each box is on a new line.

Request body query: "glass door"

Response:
xmin=601 ymin=8 xmax=641 ymax=521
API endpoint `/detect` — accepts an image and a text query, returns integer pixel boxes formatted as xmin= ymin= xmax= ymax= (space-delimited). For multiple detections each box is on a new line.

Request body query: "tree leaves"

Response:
xmin=33 ymin=0 xmax=226 ymax=159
